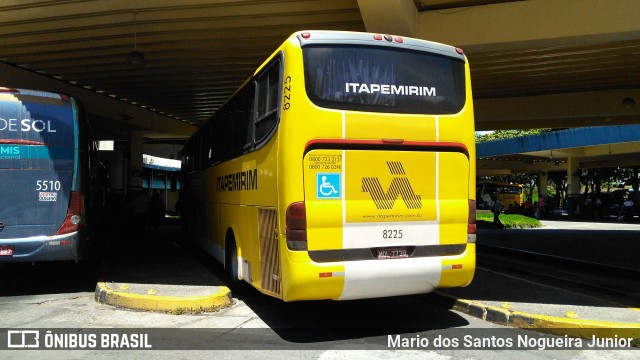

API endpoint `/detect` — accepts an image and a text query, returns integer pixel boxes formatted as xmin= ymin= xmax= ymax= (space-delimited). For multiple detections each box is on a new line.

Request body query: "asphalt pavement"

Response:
xmin=94 ymin=218 xmax=640 ymax=339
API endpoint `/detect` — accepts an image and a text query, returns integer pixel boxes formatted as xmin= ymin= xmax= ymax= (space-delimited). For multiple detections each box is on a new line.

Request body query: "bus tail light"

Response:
xmin=286 ymin=202 xmax=307 ymax=250
xmin=468 ymin=199 xmax=476 ymax=243
xmin=56 ymin=191 xmax=83 ymax=235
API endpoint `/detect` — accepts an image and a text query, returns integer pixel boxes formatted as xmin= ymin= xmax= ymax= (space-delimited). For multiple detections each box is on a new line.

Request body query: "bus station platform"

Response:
xmin=94 ymin=220 xmax=640 ymax=337
xmin=437 ymin=267 xmax=640 ymax=334
xmin=94 ymin=226 xmax=232 ymax=314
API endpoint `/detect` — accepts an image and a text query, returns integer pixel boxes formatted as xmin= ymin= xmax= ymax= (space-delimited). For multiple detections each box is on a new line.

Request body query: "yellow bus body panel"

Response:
xmin=192 ymin=32 xmax=476 ymax=301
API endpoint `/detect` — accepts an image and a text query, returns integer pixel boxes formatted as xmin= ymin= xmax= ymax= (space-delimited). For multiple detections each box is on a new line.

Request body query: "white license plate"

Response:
xmin=376 ymin=247 xmax=408 ymax=259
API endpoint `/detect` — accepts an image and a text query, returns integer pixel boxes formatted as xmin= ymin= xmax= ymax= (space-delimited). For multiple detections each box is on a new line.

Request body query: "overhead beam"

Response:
xmin=475 ymin=89 xmax=640 ymax=130
xmin=0 ymin=62 xmax=196 ymax=139
xmin=357 ymin=0 xmax=417 ymax=37
xmin=416 ymin=0 xmax=640 ymax=51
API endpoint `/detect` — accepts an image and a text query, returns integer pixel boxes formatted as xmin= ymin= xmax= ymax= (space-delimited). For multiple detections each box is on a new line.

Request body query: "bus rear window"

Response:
xmin=1 ymin=91 xmax=75 ymax=170
xmin=0 ymin=92 xmax=74 ymax=147
xmin=303 ymin=45 xmax=466 ymax=114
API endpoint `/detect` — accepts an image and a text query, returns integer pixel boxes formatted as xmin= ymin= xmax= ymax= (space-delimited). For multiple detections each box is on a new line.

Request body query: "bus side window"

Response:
xmin=230 ymin=84 xmax=254 ymax=152
xmin=255 ymin=59 xmax=281 ymax=142
xmin=206 ymin=121 xmax=216 ymax=164
xmin=215 ymin=111 xmax=233 ymax=159
xmin=195 ymin=134 xmax=204 ymax=171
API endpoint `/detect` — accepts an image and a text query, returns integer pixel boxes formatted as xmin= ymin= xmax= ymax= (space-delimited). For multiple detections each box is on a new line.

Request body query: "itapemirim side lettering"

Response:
xmin=216 ymin=168 xmax=258 ymax=192
xmin=362 ymin=161 xmax=422 ymax=210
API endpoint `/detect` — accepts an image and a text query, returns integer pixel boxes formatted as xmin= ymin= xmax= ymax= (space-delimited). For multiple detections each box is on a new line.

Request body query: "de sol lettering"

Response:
xmin=0 ymin=118 xmax=57 ymax=133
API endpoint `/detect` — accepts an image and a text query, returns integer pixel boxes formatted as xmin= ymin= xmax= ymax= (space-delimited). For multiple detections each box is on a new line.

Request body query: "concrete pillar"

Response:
xmin=129 ymin=130 xmax=144 ymax=192
xmin=566 ymin=156 xmax=581 ymax=214
xmin=538 ymin=170 xmax=548 ymax=198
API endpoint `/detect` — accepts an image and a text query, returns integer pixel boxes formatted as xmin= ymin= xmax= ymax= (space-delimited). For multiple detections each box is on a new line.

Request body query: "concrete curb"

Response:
xmin=439 ymin=293 xmax=640 ymax=338
xmin=95 ymin=282 xmax=233 ymax=314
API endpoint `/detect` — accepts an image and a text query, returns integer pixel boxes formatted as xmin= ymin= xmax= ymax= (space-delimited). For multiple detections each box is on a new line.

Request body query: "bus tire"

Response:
xmin=224 ymin=232 xmax=249 ymax=295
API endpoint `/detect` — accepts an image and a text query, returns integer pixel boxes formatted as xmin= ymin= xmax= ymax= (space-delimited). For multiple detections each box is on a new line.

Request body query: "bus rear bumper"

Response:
xmin=0 ymin=232 xmax=81 ymax=263
xmin=281 ymin=243 xmax=475 ymax=302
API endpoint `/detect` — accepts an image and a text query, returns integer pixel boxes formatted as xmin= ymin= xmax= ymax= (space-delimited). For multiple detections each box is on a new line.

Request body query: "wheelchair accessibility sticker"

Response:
xmin=317 ymin=173 xmax=341 ymax=199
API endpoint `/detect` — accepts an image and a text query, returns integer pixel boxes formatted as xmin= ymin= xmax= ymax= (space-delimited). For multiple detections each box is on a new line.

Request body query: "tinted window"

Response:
xmin=183 ymin=56 xmax=281 ymax=170
xmin=303 ymin=45 xmax=465 ymax=114
xmin=229 ymin=85 xmax=254 ymax=151
xmin=255 ymin=59 xmax=280 ymax=141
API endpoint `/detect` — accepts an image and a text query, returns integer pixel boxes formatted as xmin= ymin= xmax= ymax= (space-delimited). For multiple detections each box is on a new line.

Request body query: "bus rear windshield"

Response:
xmin=1 ymin=91 xmax=75 ymax=169
xmin=303 ymin=45 xmax=466 ymax=114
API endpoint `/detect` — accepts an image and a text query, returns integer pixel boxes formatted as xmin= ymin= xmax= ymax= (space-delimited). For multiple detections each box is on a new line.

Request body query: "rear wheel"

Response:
xmin=225 ymin=232 xmax=249 ymax=294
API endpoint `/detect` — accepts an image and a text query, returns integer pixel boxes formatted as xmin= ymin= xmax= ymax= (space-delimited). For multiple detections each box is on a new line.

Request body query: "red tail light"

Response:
xmin=373 ymin=34 xmax=404 ymax=43
xmin=286 ymin=202 xmax=307 ymax=250
xmin=56 ymin=191 xmax=83 ymax=235
xmin=468 ymin=199 xmax=476 ymax=243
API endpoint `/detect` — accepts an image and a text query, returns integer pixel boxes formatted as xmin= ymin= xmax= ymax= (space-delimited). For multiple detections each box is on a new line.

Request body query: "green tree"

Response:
xmin=476 ymin=129 xmax=552 ymax=143
xmin=548 ymin=171 xmax=567 ymax=208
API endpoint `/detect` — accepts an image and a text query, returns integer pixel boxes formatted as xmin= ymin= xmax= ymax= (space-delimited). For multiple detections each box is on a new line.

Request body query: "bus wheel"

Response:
xmin=225 ymin=234 xmax=249 ymax=295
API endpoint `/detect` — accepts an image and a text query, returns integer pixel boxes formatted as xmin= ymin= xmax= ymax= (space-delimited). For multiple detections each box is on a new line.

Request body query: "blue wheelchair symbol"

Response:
xmin=317 ymin=173 xmax=341 ymax=199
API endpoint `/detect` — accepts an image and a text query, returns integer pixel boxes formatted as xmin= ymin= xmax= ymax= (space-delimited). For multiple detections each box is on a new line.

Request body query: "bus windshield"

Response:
xmin=303 ymin=45 xmax=466 ymax=114
xmin=497 ymin=184 xmax=523 ymax=195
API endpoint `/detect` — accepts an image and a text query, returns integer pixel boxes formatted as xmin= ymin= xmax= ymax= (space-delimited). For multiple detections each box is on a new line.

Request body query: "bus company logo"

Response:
xmin=344 ymin=83 xmax=436 ymax=97
xmin=0 ymin=145 xmax=20 ymax=159
xmin=7 ymin=330 xmax=40 ymax=348
xmin=216 ymin=168 xmax=258 ymax=192
xmin=362 ymin=161 xmax=422 ymax=210
xmin=0 ymin=118 xmax=57 ymax=133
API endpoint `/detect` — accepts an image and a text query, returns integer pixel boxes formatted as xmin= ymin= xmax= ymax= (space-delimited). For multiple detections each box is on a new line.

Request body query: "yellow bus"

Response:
xmin=181 ymin=30 xmax=476 ymax=301
xmin=476 ymin=181 xmax=524 ymax=210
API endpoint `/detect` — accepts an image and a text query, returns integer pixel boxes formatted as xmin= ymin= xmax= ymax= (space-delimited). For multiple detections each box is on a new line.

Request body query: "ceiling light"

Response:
xmin=621 ymin=97 xmax=635 ymax=109
xmin=126 ymin=13 xmax=145 ymax=66
xmin=127 ymin=50 xmax=145 ymax=66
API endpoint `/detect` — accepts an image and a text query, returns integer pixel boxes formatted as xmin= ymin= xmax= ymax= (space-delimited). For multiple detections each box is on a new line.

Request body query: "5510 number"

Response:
xmin=36 ymin=180 xmax=61 ymax=191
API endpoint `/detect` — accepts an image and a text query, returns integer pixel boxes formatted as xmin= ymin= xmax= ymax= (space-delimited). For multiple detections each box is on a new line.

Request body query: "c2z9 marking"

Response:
xmin=283 ymin=76 xmax=292 ymax=110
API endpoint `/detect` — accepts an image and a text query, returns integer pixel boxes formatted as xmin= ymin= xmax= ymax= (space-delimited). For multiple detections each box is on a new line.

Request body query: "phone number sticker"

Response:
xmin=307 ymin=154 xmax=342 ymax=171
xmin=39 ymin=192 xmax=57 ymax=202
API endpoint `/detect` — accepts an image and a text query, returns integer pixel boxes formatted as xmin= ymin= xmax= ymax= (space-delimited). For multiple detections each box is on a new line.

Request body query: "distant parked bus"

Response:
xmin=181 ymin=30 xmax=476 ymax=301
xmin=476 ymin=181 xmax=524 ymax=209
xmin=0 ymin=88 xmax=98 ymax=263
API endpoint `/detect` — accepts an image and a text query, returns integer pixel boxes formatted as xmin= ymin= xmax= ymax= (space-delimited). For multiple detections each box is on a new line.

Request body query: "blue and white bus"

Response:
xmin=0 ymin=87 xmax=97 ymax=263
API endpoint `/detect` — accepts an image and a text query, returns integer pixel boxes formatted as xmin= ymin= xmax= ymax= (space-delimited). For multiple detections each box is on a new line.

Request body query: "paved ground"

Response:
xmin=93 ymin=219 xmax=640 ymax=339
xmin=538 ymin=218 xmax=640 ymax=230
